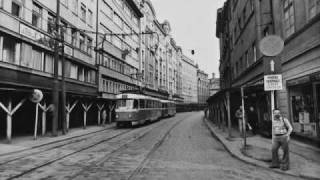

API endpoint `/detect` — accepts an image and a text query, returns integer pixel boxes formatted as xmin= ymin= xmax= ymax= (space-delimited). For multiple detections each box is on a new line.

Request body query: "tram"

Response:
xmin=115 ymin=93 xmax=176 ymax=127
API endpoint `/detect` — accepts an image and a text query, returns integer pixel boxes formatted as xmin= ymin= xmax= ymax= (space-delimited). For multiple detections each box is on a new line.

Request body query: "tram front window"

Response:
xmin=116 ymin=99 xmax=138 ymax=109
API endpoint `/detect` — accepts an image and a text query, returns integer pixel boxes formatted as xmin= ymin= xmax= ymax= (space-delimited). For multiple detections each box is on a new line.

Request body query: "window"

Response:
xmin=79 ymin=34 xmax=85 ymax=51
xmin=283 ymin=0 xmax=295 ymax=37
xmin=87 ymin=38 xmax=92 ymax=55
xmin=115 ymin=0 xmax=122 ymax=7
xmin=245 ymin=51 xmax=249 ymax=68
xmin=88 ymin=9 xmax=93 ymax=26
xmin=32 ymin=48 xmax=43 ymax=70
xmin=72 ymin=28 xmax=77 ymax=47
xmin=60 ymin=21 xmax=68 ymax=41
xmin=70 ymin=63 xmax=78 ymax=79
xmin=243 ymin=6 xmax=247 ymax=24
xmin=47 ymin=13 xmax=55 ymax=34
xmin=308 ymin=0 xmax=320 ymax=20
xmin=102 ymin=1 xmax=113 ymax=18
xmin=32 ymin=2 xmax=42 ymax=28
xmin=113 ymin=36 xmax=122 ymax=49
xmin=72 ymin=0 xmax=78 ymax=14
xmin=124 ymin=3 xmax=131 ymax=17
xmin=250 ymin=48 xmax=255 ymax=65
xmin=132 ymin=15 xmax=138 ymax=25
xmin=61 ymin=0 xmax=68 ymax=7
xmin=45 ymin=54 xmax=54 ymax=73
xmin=114 ymin=13 xmax=123 ymax=28
xmin=78 ymin=67 xmax=84 ymax=81
xmin=80 ymin=3 xmax=86 ymax=22
xmin=2 ymin=36 xmax=19 ymax=64
xmin=11 ymin=2 xmax=21 ymax=17
xmin=250 ymin=0 xmax=255 ymax=12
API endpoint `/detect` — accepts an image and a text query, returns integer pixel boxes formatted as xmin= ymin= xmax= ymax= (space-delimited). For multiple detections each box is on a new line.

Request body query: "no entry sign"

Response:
xmin=264 ymin=74 xmax=283 ymax=91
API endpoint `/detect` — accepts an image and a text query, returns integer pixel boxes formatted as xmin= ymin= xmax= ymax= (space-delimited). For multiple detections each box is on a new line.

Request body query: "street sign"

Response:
xmin=264 ymin=74 xmax=283 ymax=91
xmin=259 ymin=35 xmax=284 ymax=57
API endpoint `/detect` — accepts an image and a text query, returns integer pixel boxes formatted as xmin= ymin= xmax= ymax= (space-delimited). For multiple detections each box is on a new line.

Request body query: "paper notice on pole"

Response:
xmin=264 ymin=74 xmax=283 ymax=91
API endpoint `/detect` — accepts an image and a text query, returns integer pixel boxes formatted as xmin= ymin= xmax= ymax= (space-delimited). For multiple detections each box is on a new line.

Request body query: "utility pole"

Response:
xmin=52 ymin=0 xmax=61 ymax=136
xmin=61 ymin=25 xmax=66 ymax=134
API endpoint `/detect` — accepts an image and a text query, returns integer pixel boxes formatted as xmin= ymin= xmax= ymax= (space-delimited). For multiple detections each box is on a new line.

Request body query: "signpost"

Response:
xmin=259 ymin=35 xmax=284 ymax=139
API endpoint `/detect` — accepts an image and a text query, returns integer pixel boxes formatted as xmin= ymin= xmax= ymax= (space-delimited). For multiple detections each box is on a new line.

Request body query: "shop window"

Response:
xmin=32 ymin=2 xmax=42 ymax=28
xmin=290 ymin=85 xmax=316 ymax=137
xmin=11 ymin=1 xmax=21 ymax=17
xmin=58 ymin=60 xmax=62 ymax=76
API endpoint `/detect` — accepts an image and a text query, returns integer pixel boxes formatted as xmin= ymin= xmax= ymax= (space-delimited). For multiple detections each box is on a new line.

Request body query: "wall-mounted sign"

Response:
xmin=64 ymin=45 xmax=73 ymax=56
xmin=264 ymin=74 xmax=283 ymax=91
xmin=20 ymin=23 xmax=54 ymax=49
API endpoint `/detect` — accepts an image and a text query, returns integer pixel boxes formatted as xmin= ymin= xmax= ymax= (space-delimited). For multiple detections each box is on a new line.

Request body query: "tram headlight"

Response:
xmin=116 ymin=114 xmax=119 ymax=119
xmin=128 ymin=113 xmax=132 ymax=118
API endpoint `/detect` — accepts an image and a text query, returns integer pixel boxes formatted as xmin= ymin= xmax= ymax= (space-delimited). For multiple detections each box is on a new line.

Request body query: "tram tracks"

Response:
xmin=2 ymin=115 xmax=179 ymax=180
xmin=0 ymin=126 xmax=117 ymax=165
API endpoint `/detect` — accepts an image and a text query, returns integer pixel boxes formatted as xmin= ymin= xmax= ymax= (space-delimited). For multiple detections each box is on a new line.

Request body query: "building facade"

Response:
xmin=0 ymin=0 xmax=98 ymax=141
xmin=181 ymin=55 xmax=198 ymax=103
xmin=197 ymin=69 xmax=209 ymax=104
xmin=272 ymin=0 xmax=320 ymax=139
xmin=0 ymin=0 xmax=196 ymax=141
xmin=213 ymin=0 xmax=320 ymax=141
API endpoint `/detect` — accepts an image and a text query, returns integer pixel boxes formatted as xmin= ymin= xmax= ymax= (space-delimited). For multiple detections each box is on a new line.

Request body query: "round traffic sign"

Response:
xmin=259 ymin=35 xmax=284 ymax=57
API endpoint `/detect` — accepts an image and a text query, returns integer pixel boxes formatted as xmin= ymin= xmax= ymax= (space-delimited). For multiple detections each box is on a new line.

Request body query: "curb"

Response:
xmin=203 ymin=118 xmax=320 ymax=180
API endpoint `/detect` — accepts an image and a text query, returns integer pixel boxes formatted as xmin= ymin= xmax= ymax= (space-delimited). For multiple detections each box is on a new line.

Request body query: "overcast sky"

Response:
xmin=151 ymin=0 xmax=225 ymax=78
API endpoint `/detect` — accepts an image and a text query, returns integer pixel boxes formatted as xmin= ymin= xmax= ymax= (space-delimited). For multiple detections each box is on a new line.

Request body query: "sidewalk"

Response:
xmin=0 ymin=124 xmax=115 ymax=156
xmin=204 ymin=118 xmax=320 ymax=180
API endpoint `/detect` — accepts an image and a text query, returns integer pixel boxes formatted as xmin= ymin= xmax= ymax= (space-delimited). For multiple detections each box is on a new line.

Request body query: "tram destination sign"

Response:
xmin=264 ymin=74 xmax=283 ymax=91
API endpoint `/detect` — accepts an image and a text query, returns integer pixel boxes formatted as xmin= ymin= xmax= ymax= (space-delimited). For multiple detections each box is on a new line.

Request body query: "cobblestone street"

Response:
xmin=0 ymin=112 xmax=303 ymax=180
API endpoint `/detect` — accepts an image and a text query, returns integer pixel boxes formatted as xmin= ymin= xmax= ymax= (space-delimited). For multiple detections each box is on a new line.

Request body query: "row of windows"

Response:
xmin=101 ymin=0 xmax=139 ymax=40
xmin=0 ymin=35 xmax=96 ymax=84
xmin=61 ymin=0 xmax=94 ymax=26
xmin=101 ymin=79 xmax=135 ymax=94
xmin=101 ymin=55 xmax=138 ymax=78
xmin=232 ymin=0 xmax=254 ymax=46
xmin=99 ymin=24 xmax=139 ymax=60
xmin=113 ymin=0 xmax=139 ymax=25
xmin=232 ymin=43 xmax=257 ymax=79
xmin=10 ymin=1 xmax=93 ymax=56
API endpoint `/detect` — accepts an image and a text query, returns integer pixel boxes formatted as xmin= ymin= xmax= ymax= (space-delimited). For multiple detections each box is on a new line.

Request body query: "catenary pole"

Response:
xmin=52 ymin=0 xmax=61 ymax=136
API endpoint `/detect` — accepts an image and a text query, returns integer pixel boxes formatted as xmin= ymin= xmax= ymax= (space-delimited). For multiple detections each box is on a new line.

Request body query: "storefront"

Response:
xmin=287 ymin=74 xmax=320 ymax=138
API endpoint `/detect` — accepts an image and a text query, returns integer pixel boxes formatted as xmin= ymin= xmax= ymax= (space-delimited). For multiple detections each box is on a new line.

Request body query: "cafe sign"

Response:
xmin=20 ymin=23 xmax=54 ymax=49
xmin=264 ymin=74 xmax=283 ymax=91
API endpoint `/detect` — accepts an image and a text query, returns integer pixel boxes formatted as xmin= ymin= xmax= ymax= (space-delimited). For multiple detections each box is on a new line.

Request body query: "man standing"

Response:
xmin=270 ymin=109 xmax=293 ymax=171
xmin=247 ymin=106 xmax=258 ymax=134
xmin=235 ymin=106 xmax=243 ymax=135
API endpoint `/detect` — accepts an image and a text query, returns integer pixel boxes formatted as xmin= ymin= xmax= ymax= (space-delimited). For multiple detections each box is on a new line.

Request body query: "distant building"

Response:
xmin=197 ymin=69 xmax=209 ymax=104
xmin=181 ymin=55 xmax=198 ymax=103
xmin=208 ymin=73 xmax=220 ymax=96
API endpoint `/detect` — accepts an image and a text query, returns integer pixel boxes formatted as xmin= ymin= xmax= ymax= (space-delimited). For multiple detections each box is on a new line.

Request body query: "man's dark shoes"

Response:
xmin=269 ymin=165 xmax=280 ymax=169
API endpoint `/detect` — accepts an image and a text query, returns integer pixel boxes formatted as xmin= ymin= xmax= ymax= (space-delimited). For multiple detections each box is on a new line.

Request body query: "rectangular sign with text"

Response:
xmin=264 ymin=74 xmax=283 ymax=91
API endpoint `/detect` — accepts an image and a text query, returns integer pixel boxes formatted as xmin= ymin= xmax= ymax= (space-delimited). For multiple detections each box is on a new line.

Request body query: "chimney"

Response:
xmin=212 ymin=73 xmax=215 ymax=79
